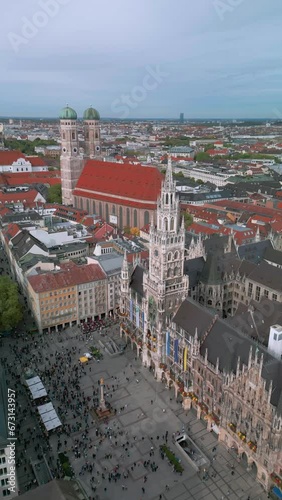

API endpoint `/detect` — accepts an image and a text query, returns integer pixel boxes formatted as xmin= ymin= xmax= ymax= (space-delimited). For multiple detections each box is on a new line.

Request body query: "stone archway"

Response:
xmin=250 ymin=461 xmax=258 ymax=477
xmin=241 ymin=452 xmax=248 ymax=469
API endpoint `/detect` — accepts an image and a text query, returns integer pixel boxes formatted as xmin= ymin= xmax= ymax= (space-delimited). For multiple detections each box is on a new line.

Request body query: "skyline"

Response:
xmin=1 ymin=0 xmax=282 ymax=119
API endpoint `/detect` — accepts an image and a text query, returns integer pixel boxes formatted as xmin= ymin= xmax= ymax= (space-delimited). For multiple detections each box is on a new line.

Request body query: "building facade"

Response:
xmin=119 ymin=157 xmax=282 ymax=493
xmin=73 ymin=160 xmax=163 ymax=230
xmin=27 ymin=261 xmax=108 ymax=333
xmin=59 ymin=106 xmax=101 ymax=206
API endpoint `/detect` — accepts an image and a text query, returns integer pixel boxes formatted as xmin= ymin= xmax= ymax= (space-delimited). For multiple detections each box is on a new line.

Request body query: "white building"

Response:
xmin=0 ymin=152 xmax=48 ymax=173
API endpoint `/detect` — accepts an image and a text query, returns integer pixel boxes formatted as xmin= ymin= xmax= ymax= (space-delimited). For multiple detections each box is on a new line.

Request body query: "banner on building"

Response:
xmin=166 ymin=331 xmax=170 ymax=356
xmin=183 ymin=346 xmax=188 ymax=371
xmin=174 ymin=339 xmax=179 ymax=363
xmin=130 ymin=300 xmax=133 ymax=322
xmin=136 ymin=305 xmax=139 ymax=328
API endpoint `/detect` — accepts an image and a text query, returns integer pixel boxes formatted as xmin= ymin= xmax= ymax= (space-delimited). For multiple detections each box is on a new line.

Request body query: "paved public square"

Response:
xmin=1 ymin=323 xmax=269 ymax=500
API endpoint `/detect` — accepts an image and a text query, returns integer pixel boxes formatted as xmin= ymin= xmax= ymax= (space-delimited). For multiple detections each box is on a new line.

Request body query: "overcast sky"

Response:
xmin=1 ymin=0 xmax=282 ymax=119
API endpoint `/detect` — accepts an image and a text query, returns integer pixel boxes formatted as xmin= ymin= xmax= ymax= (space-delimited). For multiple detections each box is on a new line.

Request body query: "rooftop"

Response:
xmin=28 ymin=261 xmax=106 ymax=293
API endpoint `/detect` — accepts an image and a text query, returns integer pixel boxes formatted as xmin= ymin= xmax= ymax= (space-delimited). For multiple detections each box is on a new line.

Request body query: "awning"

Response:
xmin=37 ymin=402 xmax=62 ymax=432
xmin=79 ymin=356 xmax=88 ymax=363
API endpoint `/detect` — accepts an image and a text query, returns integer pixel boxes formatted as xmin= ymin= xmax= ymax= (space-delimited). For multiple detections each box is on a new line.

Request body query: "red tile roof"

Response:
xmin=0 ymin=170 xmax=60 ymax=187
xmin=73 ymin=189 xmax=157 ymax=209
xmin=26 ymin=156 xmax=47 ymax=166
xmin=0 ymin=151 xmax=47 ymax=166
xmin=28 ymin=261 xmax=106 ymax=293
xmin=0 ymin=189 xmax=41 ymax=204
xmin=74 ymin=160 xmax=163 ymax=202
xmin=0 ymin=151 xmax=25 ymax=165
xmin=93 ymin=223 xmax=115 ymax=239
xmin=2 ymin=223 xmax=21 ymax=242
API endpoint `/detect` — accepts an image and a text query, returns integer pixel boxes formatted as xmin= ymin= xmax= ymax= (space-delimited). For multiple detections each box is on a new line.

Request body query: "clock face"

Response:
xmin=154 ymin=249 xmax=158 ymax=257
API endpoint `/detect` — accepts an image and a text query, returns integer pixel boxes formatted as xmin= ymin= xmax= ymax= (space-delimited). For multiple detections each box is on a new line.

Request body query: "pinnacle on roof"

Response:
xmin=163 ymin=153 xmax=174 ymax=192
xmin=122 ymin=249 xmax=129 ymax=272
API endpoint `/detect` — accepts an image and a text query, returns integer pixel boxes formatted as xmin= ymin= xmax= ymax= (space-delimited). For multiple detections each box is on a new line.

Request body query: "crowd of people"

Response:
xmin=2 ymin=319 xmax=184 ymax=499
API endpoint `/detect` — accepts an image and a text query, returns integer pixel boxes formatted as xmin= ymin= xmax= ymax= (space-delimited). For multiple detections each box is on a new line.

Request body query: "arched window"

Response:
xmin=170 ymin=218 xmax=174 ymax=231
xmin=166 ymin=193 xmax=169 ymax=205
xmin=80 ymin=198 xmax=83 ymax=209
xmin=63 ymin=132 xmax=66 ymax=140
xmin=99 ymin=202 xmax=102 ymax=217
xmin=126 ymin=208 xmax=130 ymax=227
xmin=112 ymin=205 xmax=116 ymax=215
xmin=95 ymin=131 xmax=99 ymax=139
xmin=167 ymin=268 xmax=172 ymax=278
xmin=164 ymin=218 xmax=168 ymax=231
xmin=209 ymin=288 xmax=213 ymax=296
xmin=174 ymin=251 xmax=179 ymax=260
xmin=105 ymin=203 xmax=109 ymax=222
xmin=86 ymin=199 xmax=90 ymax=213
xmin=92 ymin=200 xmax=96 ymax=213
xmin=167 ymin=252 xmax=172 ymax=261
xmin=207 ymin=300 xmax=212 ymax=306
xmin=72 ymin=132 xmax=75 ymax=140
xmin=144 ymin=211 xmax=149 ymax=225
xmin=119 ymin=206 xmax=123 ymax=228
xmin=174 ymin=267 xmax=179 ymax=277
xmin=133 ymin=209 xmax=137 ymax=227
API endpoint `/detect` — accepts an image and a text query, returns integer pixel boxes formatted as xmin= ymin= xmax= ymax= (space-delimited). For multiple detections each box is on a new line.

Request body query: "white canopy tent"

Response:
xmin=37 ymin=402 xmax=62 ymax=432
xmin=26 ymin=377 xmax=47 ymax=400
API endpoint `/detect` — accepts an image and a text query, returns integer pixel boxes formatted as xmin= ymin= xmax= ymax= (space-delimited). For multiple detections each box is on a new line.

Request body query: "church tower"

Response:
xmin=83 ymin=107 xmax=101 ymax=158
xmin=60 ymin=106 xmax=84 ymax=205
xmin=143 ymin=155 xmax=189 ymax=374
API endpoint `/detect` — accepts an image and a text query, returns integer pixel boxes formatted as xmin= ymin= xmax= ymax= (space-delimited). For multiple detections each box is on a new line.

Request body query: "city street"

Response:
xmin=1 ymin=322 xmax=269 ymax=500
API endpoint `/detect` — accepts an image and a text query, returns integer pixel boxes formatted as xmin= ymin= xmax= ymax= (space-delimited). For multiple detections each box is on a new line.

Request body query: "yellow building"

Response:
xmin=27 ymin=261 xmax=107 ymax=333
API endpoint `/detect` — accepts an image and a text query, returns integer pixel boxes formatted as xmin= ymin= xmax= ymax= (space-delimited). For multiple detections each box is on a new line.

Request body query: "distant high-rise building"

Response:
xmin=0 ymin=124 xmax=4 ymax=150
xmin=180 ymin=113 xmax=184 ymax=124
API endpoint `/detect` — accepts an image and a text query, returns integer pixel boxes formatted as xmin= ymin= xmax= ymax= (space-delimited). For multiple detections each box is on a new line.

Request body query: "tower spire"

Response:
xmin=164 ymin=153 xmax=174 ymax=190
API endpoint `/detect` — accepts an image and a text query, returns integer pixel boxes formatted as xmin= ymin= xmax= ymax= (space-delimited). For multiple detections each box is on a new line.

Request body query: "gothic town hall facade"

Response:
xmin=119 ymin=159 xmax=282 ymax=492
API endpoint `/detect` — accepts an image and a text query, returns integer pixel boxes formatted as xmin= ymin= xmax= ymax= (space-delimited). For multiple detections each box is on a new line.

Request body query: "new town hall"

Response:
xmin=119 ymin=160 xmax=282 ymax=492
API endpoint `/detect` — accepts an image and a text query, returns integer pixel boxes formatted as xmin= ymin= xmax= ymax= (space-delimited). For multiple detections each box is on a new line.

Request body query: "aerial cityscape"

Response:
xmin=1 ymin=1 xmax=282 ymax=500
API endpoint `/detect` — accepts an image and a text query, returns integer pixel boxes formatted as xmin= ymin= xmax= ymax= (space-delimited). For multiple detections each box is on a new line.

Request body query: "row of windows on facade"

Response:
xmin=41 ymin=301 xmax=76 ymax=311
xmin=41 ymin=288 xmax=75 ymax=297
xmin=42 ymin=308 xmax=76 ymax=318
xmin=152 ymin=235 xmax=183 ymax=245
xmin=76 ymin=198 xmax=150 ymax=227
xmin=248 ymin=283 xmax=278 ymax=301
xmin=62 ymin=131 xmax=99 ymax=140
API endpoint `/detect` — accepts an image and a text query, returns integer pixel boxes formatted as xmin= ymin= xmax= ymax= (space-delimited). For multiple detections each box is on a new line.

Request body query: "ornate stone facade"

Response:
xmin=119 ymin=157 xmax=282 ymax=493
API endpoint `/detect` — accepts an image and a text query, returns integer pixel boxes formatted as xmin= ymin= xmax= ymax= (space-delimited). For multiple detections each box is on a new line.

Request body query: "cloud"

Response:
xmin=1 ymin=0 xmax=282 ymax=117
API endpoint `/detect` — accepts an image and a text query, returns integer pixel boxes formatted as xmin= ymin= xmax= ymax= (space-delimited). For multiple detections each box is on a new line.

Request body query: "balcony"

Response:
xmin=237 ymin=431 xmax=247 ymax=443
xmin=228 ymin=422 xmax=237 ymax=433
xmin=271 ymin=473 xmax=282 ymax=488
xmin=188 ymin=392 xmax=198 ymax=403
xmin=247 ymin=440 xmax=257 ymax=453
xmin=198 ymin=402 xmax=208 ymax=414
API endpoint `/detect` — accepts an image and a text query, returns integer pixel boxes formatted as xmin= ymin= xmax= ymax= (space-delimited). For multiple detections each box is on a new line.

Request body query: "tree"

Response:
xmin=195 ymin=152 xmax=211 ymax=162
xmin=130 ymin=227 xmax=140 ymax=237
xmin=0 ymin=276 xmax=23 ymax=331
xmin=183 ymin=212 xmax=193 ymax=228
xmin=47 ymin=184 xmax=62 ymax=204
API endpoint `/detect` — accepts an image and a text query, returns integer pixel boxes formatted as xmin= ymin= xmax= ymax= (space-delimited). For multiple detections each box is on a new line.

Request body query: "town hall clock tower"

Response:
xmin=142 ymin=156 xmax=189 ymax=377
